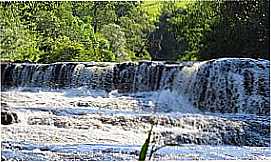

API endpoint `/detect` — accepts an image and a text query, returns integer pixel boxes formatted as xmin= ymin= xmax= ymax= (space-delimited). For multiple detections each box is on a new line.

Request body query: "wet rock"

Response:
xmin=113 ymin=62 xmax=137 ymax=93
xmin=153 ymin=115 xmax=270 ymax=147
xmin=1 ymin=103 xmax=19 ymax=125
xmin=75 ymin=102 xmax=90 ymax=107
xmin=40 ymin=147 xmax=50 ymax=151
xmin=192 ymin=58 xmax=270 ymax=115
xmin=1 ymin=156 xmax=6 ymax=161
xmin=28 ymin=117 xmax=53 ymax=126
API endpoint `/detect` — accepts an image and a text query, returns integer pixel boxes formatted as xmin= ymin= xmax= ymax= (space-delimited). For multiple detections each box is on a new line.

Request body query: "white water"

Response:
xmin=1 ymin=59 xmax=270 ymax=160
xmin=1 ymin=87 xmax=270 ymax=161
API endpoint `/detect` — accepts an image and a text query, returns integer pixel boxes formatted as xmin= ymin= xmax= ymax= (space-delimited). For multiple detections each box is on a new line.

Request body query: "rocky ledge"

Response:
xmin=1 ymin=103 xmax=19 ymax=125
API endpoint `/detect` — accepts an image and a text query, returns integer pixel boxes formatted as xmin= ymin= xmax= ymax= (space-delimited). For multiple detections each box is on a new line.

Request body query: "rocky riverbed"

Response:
xmin=1 ymin=88 xmax=271 ymax=161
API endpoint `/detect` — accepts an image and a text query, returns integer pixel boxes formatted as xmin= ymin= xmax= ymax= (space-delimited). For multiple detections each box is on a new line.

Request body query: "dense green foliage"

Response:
xmin=0 ymin=1 xmax=153 ymax=63
xmin=200 ymin=0 xmax=270 ymax=60
xmin=0 ymin=1 xmax=269 ymax=63
xmin=148 ymin=0 xmax=269 ymax=60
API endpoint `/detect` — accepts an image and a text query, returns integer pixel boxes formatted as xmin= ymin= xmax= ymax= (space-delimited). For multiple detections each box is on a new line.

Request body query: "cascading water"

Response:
xmin=2 ymin=58 xmax=269 ymax=115
xmin=190 ymin=58 xmax=270 ymax=115
xmin=1 ymin=58 xmax=270 ymax=161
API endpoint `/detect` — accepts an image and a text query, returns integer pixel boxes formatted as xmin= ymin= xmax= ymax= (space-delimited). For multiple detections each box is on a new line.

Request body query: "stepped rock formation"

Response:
xmin=1 ymin=58 xmax=270 ymax=115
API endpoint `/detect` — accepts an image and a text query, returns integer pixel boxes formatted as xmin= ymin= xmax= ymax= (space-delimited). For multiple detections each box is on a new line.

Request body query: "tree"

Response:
xmin=0 ymin=2 xmax=42 ymax=62
xmin=199 ymin=0 xmax=270 ymax=60
xmin=147 ymin=1 xmax=215 ymax=61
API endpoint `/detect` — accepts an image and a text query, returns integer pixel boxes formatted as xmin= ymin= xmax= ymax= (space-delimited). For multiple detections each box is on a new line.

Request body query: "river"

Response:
xmin=1 ymin=58 xmax=270 ymax=160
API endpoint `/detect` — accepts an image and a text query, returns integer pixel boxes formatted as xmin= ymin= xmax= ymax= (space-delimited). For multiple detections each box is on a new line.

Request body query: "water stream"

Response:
xmin=1 ymin=58 xmax=270 ymax=160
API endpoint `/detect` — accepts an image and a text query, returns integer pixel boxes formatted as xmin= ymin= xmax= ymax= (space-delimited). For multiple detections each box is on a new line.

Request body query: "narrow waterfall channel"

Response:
xmin=1 ymin=58 xmax=270 ymax=160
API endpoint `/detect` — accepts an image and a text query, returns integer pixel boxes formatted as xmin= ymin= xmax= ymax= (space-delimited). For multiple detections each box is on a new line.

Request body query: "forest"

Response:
xmin=0 ymin=0 xmax=269 ymax=63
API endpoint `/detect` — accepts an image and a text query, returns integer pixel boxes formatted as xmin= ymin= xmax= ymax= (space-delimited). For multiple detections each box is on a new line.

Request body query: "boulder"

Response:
xmin=1 ymin=103 xmax=19 ymax=125
xmin=1 ymin=156 xmax=6 ymax=161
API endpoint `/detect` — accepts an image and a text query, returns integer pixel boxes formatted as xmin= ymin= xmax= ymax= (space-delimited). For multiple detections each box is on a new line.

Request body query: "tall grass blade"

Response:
xmin=139 ymin=124 xmax=153 ymax=161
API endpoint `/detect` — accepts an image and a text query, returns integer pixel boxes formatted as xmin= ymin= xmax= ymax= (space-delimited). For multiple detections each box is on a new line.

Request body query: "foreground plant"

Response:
xmin=139 ymin=124 xmax=153 ymax=161
xmin=139 ymin=118 xmax=184 ymax=161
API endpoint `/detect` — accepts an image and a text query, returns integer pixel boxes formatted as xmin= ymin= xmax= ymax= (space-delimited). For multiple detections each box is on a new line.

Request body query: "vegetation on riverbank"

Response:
xmin=0 ymin=1 xmax=269 ymax=63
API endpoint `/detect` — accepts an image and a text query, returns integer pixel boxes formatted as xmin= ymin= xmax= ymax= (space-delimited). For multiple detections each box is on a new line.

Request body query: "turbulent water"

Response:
xmin=1 ymin=58 xmax=270 ymax=160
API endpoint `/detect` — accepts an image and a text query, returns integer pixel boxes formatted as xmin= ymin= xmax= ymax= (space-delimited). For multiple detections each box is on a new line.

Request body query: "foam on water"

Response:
xmin=1 ymin=87 xmax=271 ymax=160
xmin=63 ymin=86 xmax=108 ymax=98
xmin=2 ymin=141 xmax=271 ymax=161
xmin=147 ymin=89 xmax=199 ymax=113
xmin=1 ymin=58 xmax=270 ymax=160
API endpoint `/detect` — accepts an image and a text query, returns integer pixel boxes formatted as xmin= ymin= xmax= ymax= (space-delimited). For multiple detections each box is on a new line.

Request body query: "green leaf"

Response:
xmin=139 ymin=124 xmax=153 ymax=161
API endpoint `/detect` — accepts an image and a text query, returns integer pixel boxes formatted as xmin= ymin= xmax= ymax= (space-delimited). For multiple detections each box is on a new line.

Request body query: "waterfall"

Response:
xmin=189 ymin=58 xmax=270 ymax=115
xmin=1 ymin=58 xmax=270 ymax=115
